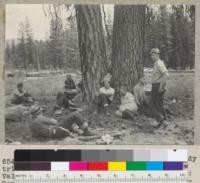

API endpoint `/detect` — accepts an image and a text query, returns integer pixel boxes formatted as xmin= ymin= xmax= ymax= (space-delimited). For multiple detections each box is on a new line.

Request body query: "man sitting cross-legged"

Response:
xmin=64 ymin=74 xmax=78 ymax=101
xmin=94 ymin=80 xmax=115 ymax=116
xmin=10 ymin=82 xmax=34 ymax=106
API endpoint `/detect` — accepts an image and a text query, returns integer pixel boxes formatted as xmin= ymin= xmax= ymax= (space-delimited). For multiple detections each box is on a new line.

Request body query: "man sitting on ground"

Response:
xmin=56 ymin=92 xmax=79 ymax=112
xmin=64 ymin=74 xmax=78 ymax=101
xmin=30 ymin=105 xmax=72 ymax=139
xmin=94 ymin=80 xmax=115 ymax=116
xmin=11 ymin=82 xmax=34 ymax=105
xmin=116 ymin=85 xmax=138 ymax=120
xmin=59 ymin=112 xmax=94 ymax=136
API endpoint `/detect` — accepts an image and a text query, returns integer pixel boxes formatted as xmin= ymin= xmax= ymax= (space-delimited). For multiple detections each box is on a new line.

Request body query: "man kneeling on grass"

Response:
xmin=94 ymin=80 xmax=115 ymax=116
xmin=30 ymin=105 xmax=93 ymax=139
xmin=116 ymin=85 xmax=138 ymax=120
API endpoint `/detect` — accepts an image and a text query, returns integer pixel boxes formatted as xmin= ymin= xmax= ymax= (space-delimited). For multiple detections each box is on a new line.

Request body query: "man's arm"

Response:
xmin=158 ymin=61 xmax=169 ymax=92
xmin=133 ymin=86 xmax=140 ymax=106
xmin=159 ymin=72 xmax=169 ymax=92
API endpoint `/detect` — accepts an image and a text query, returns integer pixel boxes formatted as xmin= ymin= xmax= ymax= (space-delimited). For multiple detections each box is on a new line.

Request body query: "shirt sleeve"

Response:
xmin=157 ymin=61 xmax=168 ymax=75
xmin=99 ymin=87 xmax=104 ymax=94
xmin=110 ymin=88 xmax=115 ymax=95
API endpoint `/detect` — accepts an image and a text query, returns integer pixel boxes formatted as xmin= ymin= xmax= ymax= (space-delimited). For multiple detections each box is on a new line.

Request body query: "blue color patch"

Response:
xmin=146 ymin=162 xmax=163 ymax=170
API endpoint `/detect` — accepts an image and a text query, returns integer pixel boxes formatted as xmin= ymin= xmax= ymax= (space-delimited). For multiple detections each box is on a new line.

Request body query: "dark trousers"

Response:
xmin=57 ymin=92 xmax=77 ymax=109
xmin=151 ymin=83 xmax=166 ymax=121
xmin=11 ymin=96 xmax=33 ymax=105
xmin=65 ymin=92 xmax=77 ymax=100
xmin=95 ymin=94 xmax=111 ymax=107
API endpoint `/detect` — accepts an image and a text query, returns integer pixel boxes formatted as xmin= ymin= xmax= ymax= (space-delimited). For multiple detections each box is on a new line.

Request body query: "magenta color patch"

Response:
xmin=69 ymin=162 xmax=88 ymax=171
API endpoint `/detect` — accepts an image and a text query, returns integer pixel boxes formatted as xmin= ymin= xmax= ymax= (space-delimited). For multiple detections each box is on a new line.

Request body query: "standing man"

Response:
xmin=150 ymin=48 xmax=169 ymax=127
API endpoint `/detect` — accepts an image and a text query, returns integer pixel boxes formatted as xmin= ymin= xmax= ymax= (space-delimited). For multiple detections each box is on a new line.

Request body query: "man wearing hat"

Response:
xmin=150 ymin=48 xmax=169 ymax=127
xmin=30 ymin=105 xmax=72 ymax=139
xmin=30 ymin=105 xmax=93 ymax=139
xmin=11 ymin=82 xmax=34 ymax=105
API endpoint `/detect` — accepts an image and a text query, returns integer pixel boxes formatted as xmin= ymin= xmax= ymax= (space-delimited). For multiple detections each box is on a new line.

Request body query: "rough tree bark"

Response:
xmin=75 ymin=5 xmax=107 ymax=103
xmin=111 ymin=5 xmax=145 ymax=93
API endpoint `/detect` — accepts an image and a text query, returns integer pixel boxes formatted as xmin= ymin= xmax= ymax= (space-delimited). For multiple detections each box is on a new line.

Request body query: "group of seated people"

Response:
xmin=8 ymin=72 xmax=160 ymax=140
xmin=8 ymin=75 xmax=93 ymax=139
xmin=94 ymin=75 xmax=149 ymax=120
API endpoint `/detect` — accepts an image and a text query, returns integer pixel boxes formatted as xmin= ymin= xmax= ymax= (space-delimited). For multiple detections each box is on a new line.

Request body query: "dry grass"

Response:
xmin=6 ymin=72 xmax=194 ymax=101
xmin=5 ymin=72 xmax=194 ymax=144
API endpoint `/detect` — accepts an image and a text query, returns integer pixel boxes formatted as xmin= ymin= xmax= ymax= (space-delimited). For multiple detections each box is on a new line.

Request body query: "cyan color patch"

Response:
xmin=146 ymin=162 xmax=163 ymax=170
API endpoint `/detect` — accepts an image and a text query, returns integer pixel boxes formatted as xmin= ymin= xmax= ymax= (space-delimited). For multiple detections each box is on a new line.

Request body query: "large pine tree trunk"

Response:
xmin=75 ymin=5 xmax=107 ymax=103
xmin=111 ymin=5 xmax=145 ymax=93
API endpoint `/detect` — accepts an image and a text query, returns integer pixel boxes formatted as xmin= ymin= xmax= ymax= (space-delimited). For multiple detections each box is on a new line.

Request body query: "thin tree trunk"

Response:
xmin=35 ymin=45 xmax=40 ymax=71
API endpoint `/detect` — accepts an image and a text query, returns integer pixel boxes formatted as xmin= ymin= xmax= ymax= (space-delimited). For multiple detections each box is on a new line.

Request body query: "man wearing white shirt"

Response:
xmin=95 ymin=80 xmax=115 ymax=115
xmin=116 ymin=85 xmax=138 ymax=119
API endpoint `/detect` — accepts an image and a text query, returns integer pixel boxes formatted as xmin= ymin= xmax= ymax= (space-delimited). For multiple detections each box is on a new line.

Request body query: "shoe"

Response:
xmin=160 ymin=121 xmax=169 ymax=129
xmin=83 ymin=129 xmax=95 ymax=136
xmin=154 ymin=117 xmax=165 ymax=128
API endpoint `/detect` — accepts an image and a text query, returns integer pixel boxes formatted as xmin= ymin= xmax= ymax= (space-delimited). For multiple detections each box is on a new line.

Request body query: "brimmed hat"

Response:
xmin=30 ymin=105 xmax=43 ymax=115
xmin=150 ymin=48 xmax=160 ymax=55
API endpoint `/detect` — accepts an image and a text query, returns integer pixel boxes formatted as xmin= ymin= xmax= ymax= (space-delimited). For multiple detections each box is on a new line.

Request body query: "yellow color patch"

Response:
xmin=108 ymin=162 xmax=126 ymax=171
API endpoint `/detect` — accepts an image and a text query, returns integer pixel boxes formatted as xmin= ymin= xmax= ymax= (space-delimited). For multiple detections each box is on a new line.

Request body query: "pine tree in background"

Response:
xmin=10 ymin=40 xmax=17 ymax=67
xmin=17 ymin=22 xmax=27 ymax=69
xmin=24 ymin=17 xmax=35 ymax=70
xmin=63 ymin=16 xmax=79 ymax=69
xmin=49 ymin=15 xmax=64 ymax=69
xmin=170 ymin=5 xmax=194 ymax=69
xmin=5 ymin=4 xmax=195 ymax=71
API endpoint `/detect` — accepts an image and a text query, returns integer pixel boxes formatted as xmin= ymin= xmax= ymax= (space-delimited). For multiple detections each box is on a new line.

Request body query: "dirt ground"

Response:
xmin=5 ymin=71 xmax=194 ymax=145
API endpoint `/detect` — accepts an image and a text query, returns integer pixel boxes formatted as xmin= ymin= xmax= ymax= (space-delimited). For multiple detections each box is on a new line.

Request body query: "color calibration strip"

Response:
xmin=15 ymin=161 xmax=184 ymax=171
xmin=14 ymin=149 xmax=187 ymax=171
xmin=14 ymin=149 xmax=187 ymax=161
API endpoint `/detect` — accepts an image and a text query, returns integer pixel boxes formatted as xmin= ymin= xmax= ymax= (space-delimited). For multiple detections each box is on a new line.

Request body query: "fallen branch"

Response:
xmin=78 ymin=131 xmax=124 ymax=141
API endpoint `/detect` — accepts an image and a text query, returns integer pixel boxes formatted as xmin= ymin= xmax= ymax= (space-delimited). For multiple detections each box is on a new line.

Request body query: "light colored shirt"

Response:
xmin=99 ymin=87 xmax=115 ymax=101
xmin=152 ymin=59 xmax=168 ymax=83
xmin=119 ymin=92 xmax=138 ymax=112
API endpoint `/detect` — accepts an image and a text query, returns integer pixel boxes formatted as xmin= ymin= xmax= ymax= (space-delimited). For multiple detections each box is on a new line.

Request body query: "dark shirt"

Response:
xmin=64 ymin=79 xmax=76 ymax=90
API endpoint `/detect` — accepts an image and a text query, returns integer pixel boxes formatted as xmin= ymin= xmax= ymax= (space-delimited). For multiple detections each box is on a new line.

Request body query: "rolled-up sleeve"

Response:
xmin=157 ymin=61 xmax=168 ymax=76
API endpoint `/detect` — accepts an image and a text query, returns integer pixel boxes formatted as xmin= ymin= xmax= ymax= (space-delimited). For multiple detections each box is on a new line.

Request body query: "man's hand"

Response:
xmin=159 ymin=72 xmax=168 ymax=92
xmin=159 ymin=83 xmax=164 ymax=92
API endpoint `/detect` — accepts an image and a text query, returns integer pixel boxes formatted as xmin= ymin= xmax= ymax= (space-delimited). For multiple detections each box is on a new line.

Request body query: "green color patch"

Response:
xmin=126 ymin=161 xmax=146 ymax=170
